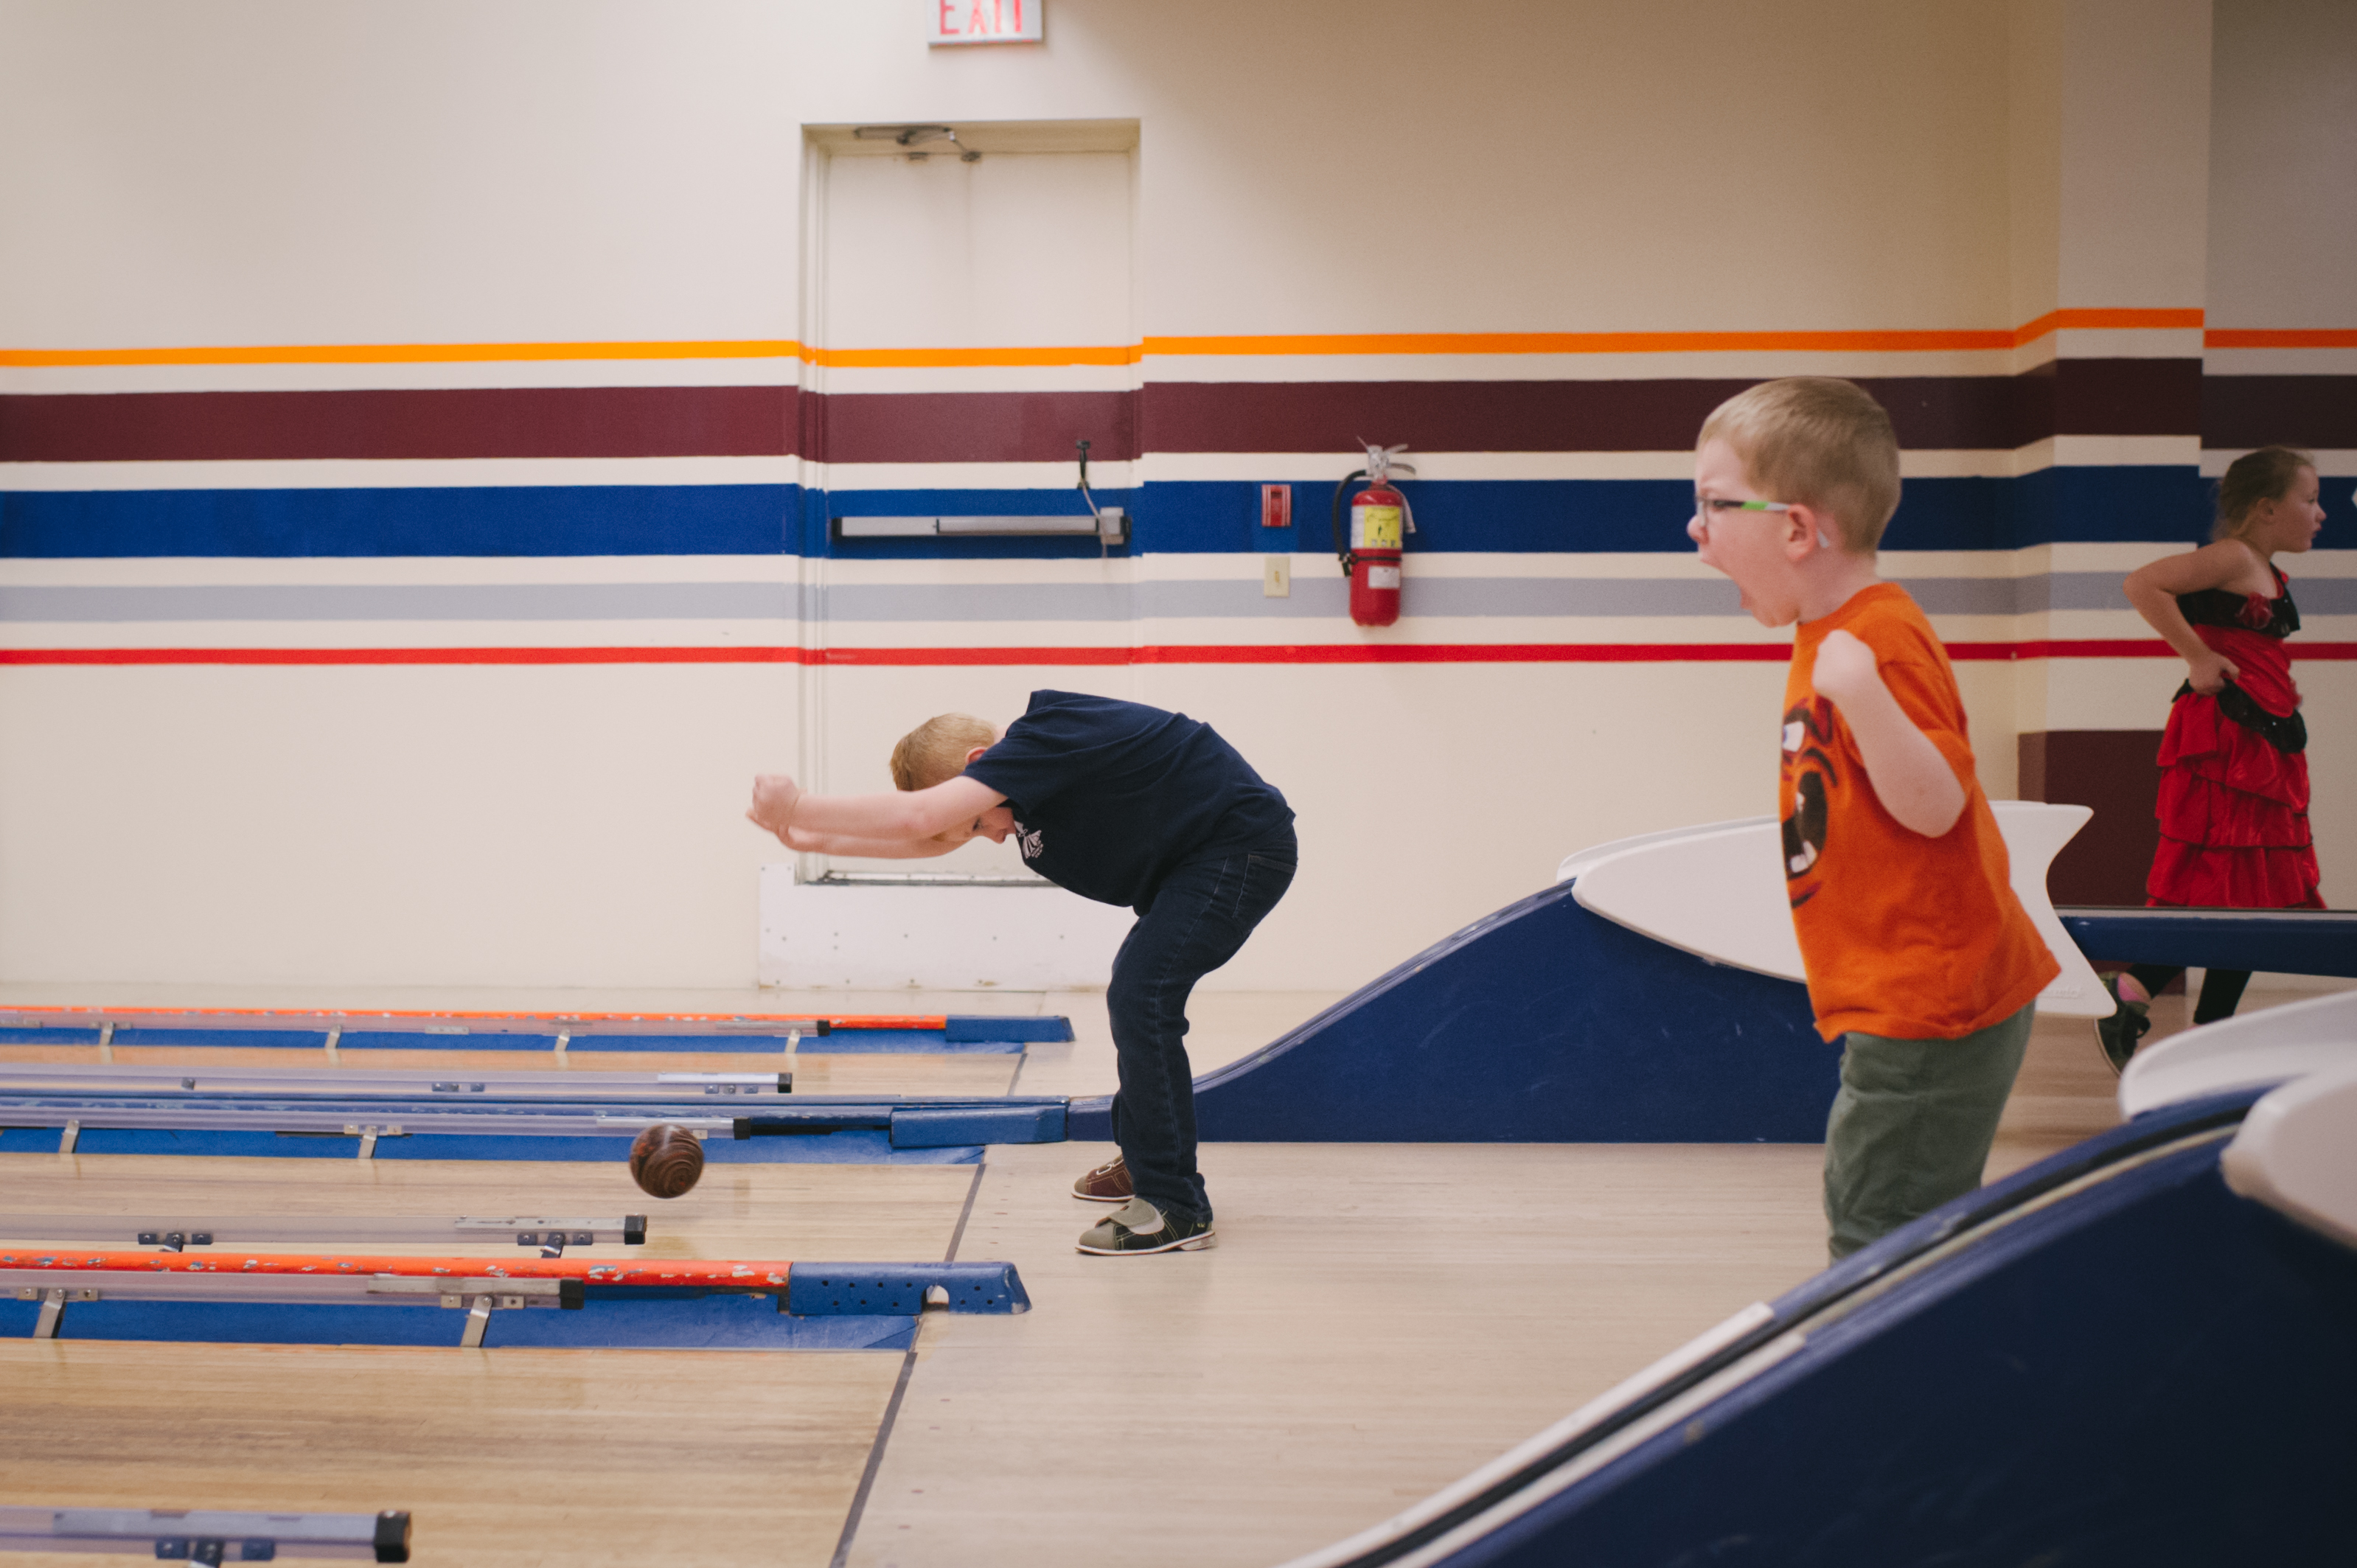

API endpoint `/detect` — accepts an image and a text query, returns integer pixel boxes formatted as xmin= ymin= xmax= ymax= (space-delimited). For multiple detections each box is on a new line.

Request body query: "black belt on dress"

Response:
xmin=2173 ymin=679 xmax=2308 ymax=754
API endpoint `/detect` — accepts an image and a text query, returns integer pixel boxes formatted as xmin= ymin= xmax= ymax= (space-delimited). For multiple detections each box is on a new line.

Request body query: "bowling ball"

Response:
xmin=629 ymin=1123 xmax=705 ymax=1199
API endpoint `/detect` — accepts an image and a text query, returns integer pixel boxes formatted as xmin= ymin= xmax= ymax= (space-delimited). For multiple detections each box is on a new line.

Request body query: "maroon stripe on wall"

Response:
xmin=2016 ymin=358 xmax=2204 ymax=440
xmin=0 ymin=387 xmax=794 ymax=462
xmin=2203 ymin=375 xmax=2357 ymax=449
xmin=815 ymin=391 xmax=1135 ymax=463
xmin=0 ymin=365 xmax=2215 ymax=465
xmin=1139 ymin=367 xmax=2197 ymax=454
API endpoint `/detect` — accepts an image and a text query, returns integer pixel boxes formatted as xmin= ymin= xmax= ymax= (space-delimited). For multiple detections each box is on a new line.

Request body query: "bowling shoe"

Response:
xmin=2095 ymin=975 xmax=2151 ymax=1074
xmin=1071 ymin=1154 xmax=1133 ymax=1202
xmin=1076 ymin=1197 xmax=1216 ymax=1255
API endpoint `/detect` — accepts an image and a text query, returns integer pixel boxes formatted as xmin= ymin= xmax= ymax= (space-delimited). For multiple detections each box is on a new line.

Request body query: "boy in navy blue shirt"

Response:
xmin=747 ymin=691 xmax=1295 ymax=1255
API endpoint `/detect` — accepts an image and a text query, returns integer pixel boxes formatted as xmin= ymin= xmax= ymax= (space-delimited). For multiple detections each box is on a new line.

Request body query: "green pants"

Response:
xmin=1822 ymin=1003 xmax=2034 ymax=1262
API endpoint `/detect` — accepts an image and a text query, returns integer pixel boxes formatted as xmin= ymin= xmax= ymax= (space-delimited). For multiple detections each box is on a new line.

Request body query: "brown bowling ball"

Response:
xmin=629 ymin=1123 xmax=706 ymax=1199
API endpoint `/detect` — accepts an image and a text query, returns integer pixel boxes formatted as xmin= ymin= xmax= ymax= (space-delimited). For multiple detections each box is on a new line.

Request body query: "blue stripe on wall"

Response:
xmin=815 ymin=472 xmax=2225 ymax=555
xmin=0 ymin=486 xmax=797 ymax=557
xmin=4 ymin=467 xmax=2309 ymax=559
xmin=2011 ymin=464 xmax=2215 ymax=548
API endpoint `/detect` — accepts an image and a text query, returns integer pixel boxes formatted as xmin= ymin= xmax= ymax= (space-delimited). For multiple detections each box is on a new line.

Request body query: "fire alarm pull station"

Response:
xmin=1261 ymin=484 xmax=1292 ymax=529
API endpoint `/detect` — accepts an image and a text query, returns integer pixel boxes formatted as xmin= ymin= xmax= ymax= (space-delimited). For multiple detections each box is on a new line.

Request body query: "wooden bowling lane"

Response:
xmin=846 ymin=1138 xmax=1833 ymax=1568
xmin=0 ymin=1042 xmax=1023 ymax=1097
xmin=0 ymin=1339 xmax=900 ymax=1568
xmin=0 ymin=1151 xmax=980 ymax=1262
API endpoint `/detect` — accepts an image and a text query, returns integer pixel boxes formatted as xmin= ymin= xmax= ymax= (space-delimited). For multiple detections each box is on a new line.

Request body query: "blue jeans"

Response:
xmin=1106 ymin=827 xmax=1297 ymax=1224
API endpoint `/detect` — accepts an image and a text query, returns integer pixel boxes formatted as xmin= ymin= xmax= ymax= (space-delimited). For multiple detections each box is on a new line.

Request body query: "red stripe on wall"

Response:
xmin=0 ymin=647 xmax=807 ymax=666
xmin=9 ymin=642 xmax=2351 ymax=669
xmin=1952 ymin=640 xmax=2357 ymax=661
xmin=826 ymin=644 xmax=1803 ymax=665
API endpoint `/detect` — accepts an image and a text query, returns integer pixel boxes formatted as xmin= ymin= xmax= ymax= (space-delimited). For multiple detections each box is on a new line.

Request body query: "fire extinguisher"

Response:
xmin=1331 ymin=442 xmax=1417 ymax=627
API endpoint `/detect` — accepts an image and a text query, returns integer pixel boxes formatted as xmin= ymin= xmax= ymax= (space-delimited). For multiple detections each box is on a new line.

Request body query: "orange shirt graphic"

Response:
xmin=1782 ymin=583 xmax=2058 ymax=1042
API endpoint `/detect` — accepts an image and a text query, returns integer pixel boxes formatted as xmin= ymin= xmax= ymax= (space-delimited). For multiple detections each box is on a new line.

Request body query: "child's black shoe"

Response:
xmin=2095 ymin=975 xmax=2151 ymax=1074
xmin=1076 ymin=1197 xmax=1215 ymax=1255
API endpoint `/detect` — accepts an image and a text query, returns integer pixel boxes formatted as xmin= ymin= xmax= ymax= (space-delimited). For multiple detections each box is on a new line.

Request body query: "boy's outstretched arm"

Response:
xmin=775 ymin=830 xmax=958 ymax=858
xmin=1809 ymin=630 xmax=1968 ymax=837
xmin=745 ymin=772 xmax=1006 ymax=849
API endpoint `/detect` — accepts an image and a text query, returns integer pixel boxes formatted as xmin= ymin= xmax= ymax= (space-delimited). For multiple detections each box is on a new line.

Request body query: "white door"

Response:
xmin=799 ymin=125 xmax=1137 ymax=882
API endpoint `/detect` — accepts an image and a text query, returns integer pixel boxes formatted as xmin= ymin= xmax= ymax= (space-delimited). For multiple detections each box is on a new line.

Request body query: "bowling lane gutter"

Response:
xmin=828 ymin=1159 xmax=989 ymax=1568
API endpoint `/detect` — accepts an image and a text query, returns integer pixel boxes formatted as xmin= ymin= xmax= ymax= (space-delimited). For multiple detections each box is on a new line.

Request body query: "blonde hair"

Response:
xmin=2212 ymin=446 xmax=2314 ymax=543
xmin=889 ymin=714 xmax=998 ymax=791
xmin=1697 ymin=377 xmax=1903 ymax=553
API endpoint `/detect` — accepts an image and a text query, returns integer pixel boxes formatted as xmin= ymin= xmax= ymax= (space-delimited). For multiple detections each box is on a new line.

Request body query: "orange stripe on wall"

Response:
xmin=2010 ymin=308 xmax=2205 ymax=343
xmin=1138 ymin=330 xmax=2026 ymax=356
xmin=0 ymin=341 xmax=802 ymax=368
xmin=1 ymin=310 xmax=2241 ymax=369
xmin=804 ymin=344 xmax=1138 ymax=368
xmin=8 ymin=642 xmax=2353 ymax=668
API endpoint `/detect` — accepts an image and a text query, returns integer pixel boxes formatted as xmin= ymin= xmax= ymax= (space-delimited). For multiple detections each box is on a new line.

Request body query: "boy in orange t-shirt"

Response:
xmin=1689 ymin=378 xmax=2059 ymax=1261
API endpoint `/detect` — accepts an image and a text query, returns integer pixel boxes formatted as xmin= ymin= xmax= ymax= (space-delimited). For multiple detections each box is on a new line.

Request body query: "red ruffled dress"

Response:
xmin=2147 ymin=566 xmax=2324 ymax=909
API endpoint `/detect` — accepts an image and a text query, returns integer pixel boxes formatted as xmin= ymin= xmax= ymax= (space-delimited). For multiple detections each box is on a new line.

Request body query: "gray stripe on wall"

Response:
xmin=1909 ymin=572 xmax=2357 ymax=615
xmin=0 ymin=582 xmax=796 ymax=623
xmin=818 ymin=582 xmax=1137 ymax=622
xmin=3 ymin=574 xmax=2346 ymax=624
xmin=812 ymin=578 xmax=1754 ymax=621
xmin=2295 ymin=577 xmax=2357 ymax=613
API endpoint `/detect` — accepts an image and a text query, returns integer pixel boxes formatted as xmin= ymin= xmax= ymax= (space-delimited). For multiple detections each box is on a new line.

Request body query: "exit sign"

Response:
xmin=929 ymin=0 xmax=1042 ymax=45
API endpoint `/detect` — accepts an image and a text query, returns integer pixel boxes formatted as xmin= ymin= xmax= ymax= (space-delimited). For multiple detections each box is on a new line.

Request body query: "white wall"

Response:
xmin=0 ymin=664 xmax=795 ymax=987
xmin=0 ymin=0 xmax=2025 ymax=345
xmin=2207 ymin=0 xmax=2357 ymax=329
xmin=1 ymin=0 xmax=2347 ymax=998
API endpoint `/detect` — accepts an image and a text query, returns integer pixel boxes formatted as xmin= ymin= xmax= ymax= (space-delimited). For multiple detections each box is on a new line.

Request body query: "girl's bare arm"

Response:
xmin=2123 ymin=541 xmax=2256 ymax=693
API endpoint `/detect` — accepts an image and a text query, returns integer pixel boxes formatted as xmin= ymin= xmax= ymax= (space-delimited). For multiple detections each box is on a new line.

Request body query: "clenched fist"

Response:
xmin=1809 ymin=629 xmax=1880 ymax=707
xmin=746 ymin=773 xmax=803 ymax=843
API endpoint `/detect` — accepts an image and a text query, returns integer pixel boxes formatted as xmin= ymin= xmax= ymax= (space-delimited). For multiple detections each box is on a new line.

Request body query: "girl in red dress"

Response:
xmin=2097 ymin=447 xmax=2328 ymax=1070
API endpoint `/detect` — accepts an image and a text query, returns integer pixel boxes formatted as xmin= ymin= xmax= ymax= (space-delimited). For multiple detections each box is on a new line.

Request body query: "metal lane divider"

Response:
xmin=0 ymin=1065 xmax=795 ymax=1099
xmin=0 ymin=1505 xmax=411 ymax=1562
xmin=3 ymin=1093 xmax=1069 ymax=1156
xmin=1 ymin=1098 xmax=750 ymax=1153
xmin=0 ymin=1004 xmax=868 ymax=1036
xmin=0 ymin=1215 xmax=650 ymax=1251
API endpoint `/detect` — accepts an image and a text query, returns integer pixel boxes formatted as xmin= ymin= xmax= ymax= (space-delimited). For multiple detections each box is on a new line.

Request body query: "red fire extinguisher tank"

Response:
xmin=1347 ymin=482 xmax=1407 ymax=627
xmin=1331 ymin=445 xmax=1416 ymax=628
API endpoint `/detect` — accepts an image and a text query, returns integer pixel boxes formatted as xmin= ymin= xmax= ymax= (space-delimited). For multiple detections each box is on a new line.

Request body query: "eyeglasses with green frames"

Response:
xmin=1692 ymin=496 xmax=1793 ymax=536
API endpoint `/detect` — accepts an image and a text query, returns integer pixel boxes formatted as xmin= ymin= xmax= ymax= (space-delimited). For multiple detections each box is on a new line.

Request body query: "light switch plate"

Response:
xmin=1262 ymin=557 xmax=1291 ymax=597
